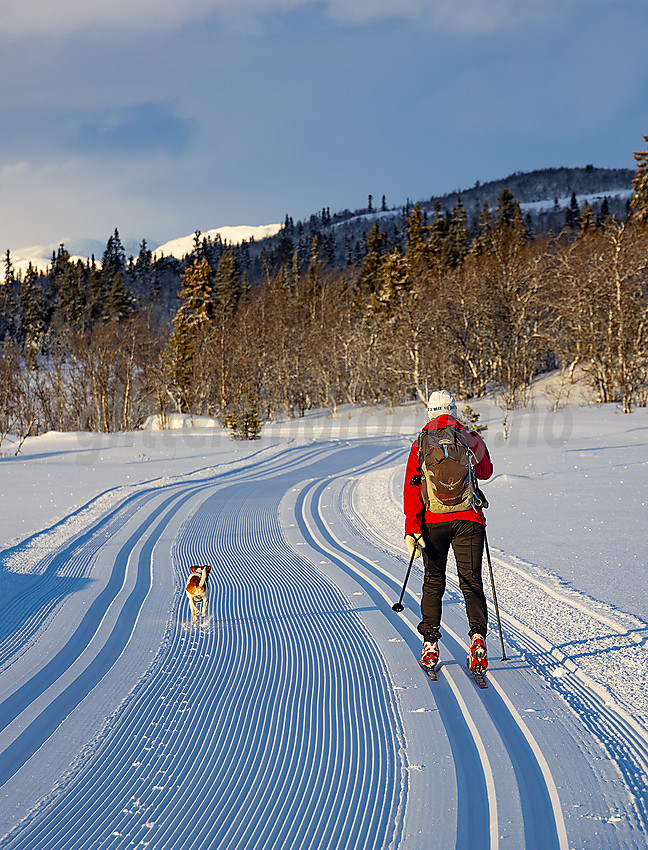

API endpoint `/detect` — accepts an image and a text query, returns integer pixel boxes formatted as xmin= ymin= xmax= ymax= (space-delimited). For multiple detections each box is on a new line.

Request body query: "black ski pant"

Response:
xmin=417 ymin=519 xmax=488 ymax=641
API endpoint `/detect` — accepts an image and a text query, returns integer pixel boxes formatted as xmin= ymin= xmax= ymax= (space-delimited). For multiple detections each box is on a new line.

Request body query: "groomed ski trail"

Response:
xmin=1 ymin=439 xmax=647 ymax=848
xmin=0 ymin=443 xmax=406 ymax=850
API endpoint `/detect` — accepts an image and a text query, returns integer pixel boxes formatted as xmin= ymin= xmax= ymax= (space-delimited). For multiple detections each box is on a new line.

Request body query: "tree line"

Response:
xmin=1 ymin=140 xmax=647 ymax=444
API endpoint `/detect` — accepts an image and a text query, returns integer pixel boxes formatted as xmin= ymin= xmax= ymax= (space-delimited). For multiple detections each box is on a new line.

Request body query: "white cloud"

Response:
xmin=0 ymin=0 xmax=592 ymax=39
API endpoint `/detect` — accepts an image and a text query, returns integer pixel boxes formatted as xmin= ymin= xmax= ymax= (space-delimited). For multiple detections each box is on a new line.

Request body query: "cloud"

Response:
xmin=75 ymin=102 xmax=194 ymax=156
xmin=0 ymin=0 xmax=602 ymax=39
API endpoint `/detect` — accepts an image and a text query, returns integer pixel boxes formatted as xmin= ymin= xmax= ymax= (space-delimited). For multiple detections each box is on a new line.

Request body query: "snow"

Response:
xmin=8 ymin=237 xmax=149 ymax=275
xmin=519 ymin=188 xmax=633 ymax=213
xmin=8 ymin=222 xmax=283 ymax=274
xmin=1 ymin=379 xmax=647 ymax=848
xmin=152 ymin=223 xmax=283 ymax=259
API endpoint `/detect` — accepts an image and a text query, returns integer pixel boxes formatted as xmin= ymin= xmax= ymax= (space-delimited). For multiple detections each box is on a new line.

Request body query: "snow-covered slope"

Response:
xmin=9 ymin=223 xmax=282 ymax=274
xmin=152 ymin=223 xmax=282 ymax=259
xmin=9 ymin=238 xmax=109 ymax=276
xmin=0 ymin=390 xmax=647 ymax=848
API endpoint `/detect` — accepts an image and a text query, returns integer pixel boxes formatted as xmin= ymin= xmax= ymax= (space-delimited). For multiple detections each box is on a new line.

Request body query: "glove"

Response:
xmin=405 ymin=534 xmax=425 ymax=559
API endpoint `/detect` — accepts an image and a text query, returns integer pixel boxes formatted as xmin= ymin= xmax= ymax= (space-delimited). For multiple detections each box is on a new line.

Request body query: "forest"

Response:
xmin=0 ymin=145 xmax=646 ymax=444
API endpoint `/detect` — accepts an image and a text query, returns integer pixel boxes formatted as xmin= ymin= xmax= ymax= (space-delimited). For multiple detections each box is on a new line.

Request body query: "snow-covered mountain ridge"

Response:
xmin=10 ymin=224 xmax=283 ymax=276
xmin=6 ymin=165 xmax=635 ymax=276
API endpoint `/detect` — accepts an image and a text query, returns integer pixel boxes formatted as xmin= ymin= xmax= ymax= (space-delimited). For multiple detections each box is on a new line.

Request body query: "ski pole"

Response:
xmin=392 ymin=536 xmax=421 ymax=613
xmin=484 ymin=529 xmax=507 ymax=661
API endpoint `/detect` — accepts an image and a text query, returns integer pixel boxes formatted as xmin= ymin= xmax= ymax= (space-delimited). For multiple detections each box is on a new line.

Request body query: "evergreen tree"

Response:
xmin=167 ymin=257 xmax=213 ymax=409
xmin=94 ymin=230 xmax=134 ymax=323
xmin=51 ymin=259 xmax=88 ymax=335
xmin=86 ymin=262 xmax=107 ymax=325
xmin=51 ymin=244 xmax=71 ymax=279
xmin=378 ymin=248 xmax=410 ymax=311
xmin=0 ymin=251 xmax=17 ymax=340
xmin=495 ymin=188 xmax=518 ymax=227
xmin=427 ymin=201 xmax=447 ymax=266
xmin=565 ymin=192 xmax=580 ymax=229
xmin=578 ymin=201 xmax=595 ymax=234
xmin=490 ymin=192 xmax=527 ymax=251
xmin=290 ymin=248 xmax=300 ymax=292
xmin=102 ymin=228 xmax=126 ymax=282
xmin=19 ymin=263 xmax=45 ymax=366
xmin=354 ymin=222 xmax=385 ymax=310
xmin=597 ymin=196 xmax=610 ymax=227
xmin=132 ymin=239 xmax=155 ymax=300
xmin=274 ymin=233 xmax=295 ymax=271
xmin=301 ymin=235 xmax=322 ymax=311
xmin=630 ymin=134 xmax=648 ymax=224
xmin=468 ymin=202 xmax=493 ymax=256
xmin=213 ymin=249 xmax=241 ymax=315
xmin=404 ymin=205 xmax=429 ymax=271
xmin=447 ymin=196 xmax=469 ymax=266
xmin=105 ymin=271 xmax=135 ymax=322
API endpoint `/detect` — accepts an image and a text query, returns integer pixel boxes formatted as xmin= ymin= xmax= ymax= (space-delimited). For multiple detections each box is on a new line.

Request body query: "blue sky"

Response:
xmin=1 ymin=0 xmax=647 ymax=252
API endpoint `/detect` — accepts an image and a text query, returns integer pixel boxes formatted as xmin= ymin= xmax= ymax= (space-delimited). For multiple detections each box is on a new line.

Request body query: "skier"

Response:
xmin=403 ymin=390 xmax=493 ymax=674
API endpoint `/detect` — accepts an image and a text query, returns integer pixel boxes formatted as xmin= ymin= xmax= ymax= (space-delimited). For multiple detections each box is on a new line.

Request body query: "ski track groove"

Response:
xmin=294 ymin=469 xmax=575 ymax=850
xmin=4 ymin=439 xmax=647 ymax=848
xmin=344 ymin=454 xmax=648 ymax=845
xmin=0 ymin=442 xmax=405 ymax=850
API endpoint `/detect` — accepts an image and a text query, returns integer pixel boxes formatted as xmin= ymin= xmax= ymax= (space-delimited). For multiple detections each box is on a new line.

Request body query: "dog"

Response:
xmin=185 ymin=565 xmax=211 ymax=622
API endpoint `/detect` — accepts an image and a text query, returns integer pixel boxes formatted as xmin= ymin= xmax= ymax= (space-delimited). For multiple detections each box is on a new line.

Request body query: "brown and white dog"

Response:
xmin=185 ymin=565 xmax=211 ymax=622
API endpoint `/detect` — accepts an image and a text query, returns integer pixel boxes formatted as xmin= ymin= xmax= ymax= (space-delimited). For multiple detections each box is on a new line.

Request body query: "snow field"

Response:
xmin=0 ymin=392 xmax=647 ymax=848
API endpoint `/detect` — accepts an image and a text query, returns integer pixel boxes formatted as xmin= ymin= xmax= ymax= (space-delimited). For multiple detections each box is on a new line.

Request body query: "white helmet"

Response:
xmin=427 ymin=389 xmax=457 ymax=420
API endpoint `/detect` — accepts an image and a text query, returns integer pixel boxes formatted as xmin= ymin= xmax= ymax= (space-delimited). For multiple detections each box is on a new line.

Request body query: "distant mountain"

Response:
xmin=10 ymin=236 xmax=152 ymax=276
xmin=10 ymin=225 xmax=283 ymax=276
xmin=8 ymin=165 xmax=635 ymax=276
xmin=236 ymin=165 xmax=636 ymax=281
xmin=426 ymin=164 xmax=635 ymax=211
xmin=152 ymin=224 xmax=283 ymax=260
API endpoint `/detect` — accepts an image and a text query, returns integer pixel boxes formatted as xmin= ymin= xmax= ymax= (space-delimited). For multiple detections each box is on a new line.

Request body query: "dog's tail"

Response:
xmin=189 ymin=565 xmax=211 ymax=589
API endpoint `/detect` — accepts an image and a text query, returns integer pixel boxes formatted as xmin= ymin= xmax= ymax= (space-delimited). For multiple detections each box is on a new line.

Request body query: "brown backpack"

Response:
xmin=418 ymin=425 xmax=475 ymax=513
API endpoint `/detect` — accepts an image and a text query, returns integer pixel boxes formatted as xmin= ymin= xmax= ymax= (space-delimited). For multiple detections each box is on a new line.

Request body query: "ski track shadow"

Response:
xmin=553 ymin=628 xmax=648 ymax=662
xmin=0 ymin=575 xmax=94 ymax=654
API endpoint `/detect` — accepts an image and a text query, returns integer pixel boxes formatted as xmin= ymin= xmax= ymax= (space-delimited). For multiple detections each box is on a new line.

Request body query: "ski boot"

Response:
xmin=468 ymin=633 xmax=487 ymax=674
xmin=420 ymin=640 xmax=439 ymax=669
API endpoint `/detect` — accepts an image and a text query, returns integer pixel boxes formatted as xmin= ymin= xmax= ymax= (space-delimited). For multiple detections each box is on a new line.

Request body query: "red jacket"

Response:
xmin=403 ymin=415 xmax=493 ymax=535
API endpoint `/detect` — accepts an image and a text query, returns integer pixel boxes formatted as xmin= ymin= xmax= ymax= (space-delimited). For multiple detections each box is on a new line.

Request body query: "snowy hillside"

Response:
xmin=9 ymin=224 xmax=282 ymax=275
xmin=152 ymin=224 xmax=283 ymax=260
xmin=0 ymin=386 xmax=647 ymax=848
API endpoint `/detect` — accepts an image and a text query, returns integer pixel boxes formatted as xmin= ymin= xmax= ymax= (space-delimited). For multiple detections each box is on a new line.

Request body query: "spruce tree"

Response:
xmin=404 ymin=205 xmax=428 ymax=271
xmin=301 ymin=235 xmax=322 ymax=313
xmin=167 ymin=257 xmax=213 ymax=410
xmin=447 ymin=196 xmax=469 ymax=266
xmin=495 ymin=188 xmax=518 ymax=227
xmin=565 ymin=192 xmax=580 ymax=229
xmin=578 ymin=201 xmax=595 ymax=234
xmin=597 ymin=196 xmax=610 ymax=227
xmin=468 ymin=202 xmax=493 ymax=256
xmin=355 ymin=222 xmax=385 ymax=311
xmin=630 ymin=134 xmax=648 ymax=224
xmin=19 ymin=263 xmax=45 ymax=367
xmin=105 ymin=271 xmax=134 ymax=321
xmin=378 ymin=248 xmax=409 ymax=311
xmin=427 ymin=201 xmax=447 ymax=267
xmin=213 ymin=249 xmax=241 ymax=315
xmin=1 ymin=251 xmax=17 ymax=340
xmin=102 ymin=229 xmax=126 ymax=284
xmin=133 ymin=239 xmax=155 ymax=300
